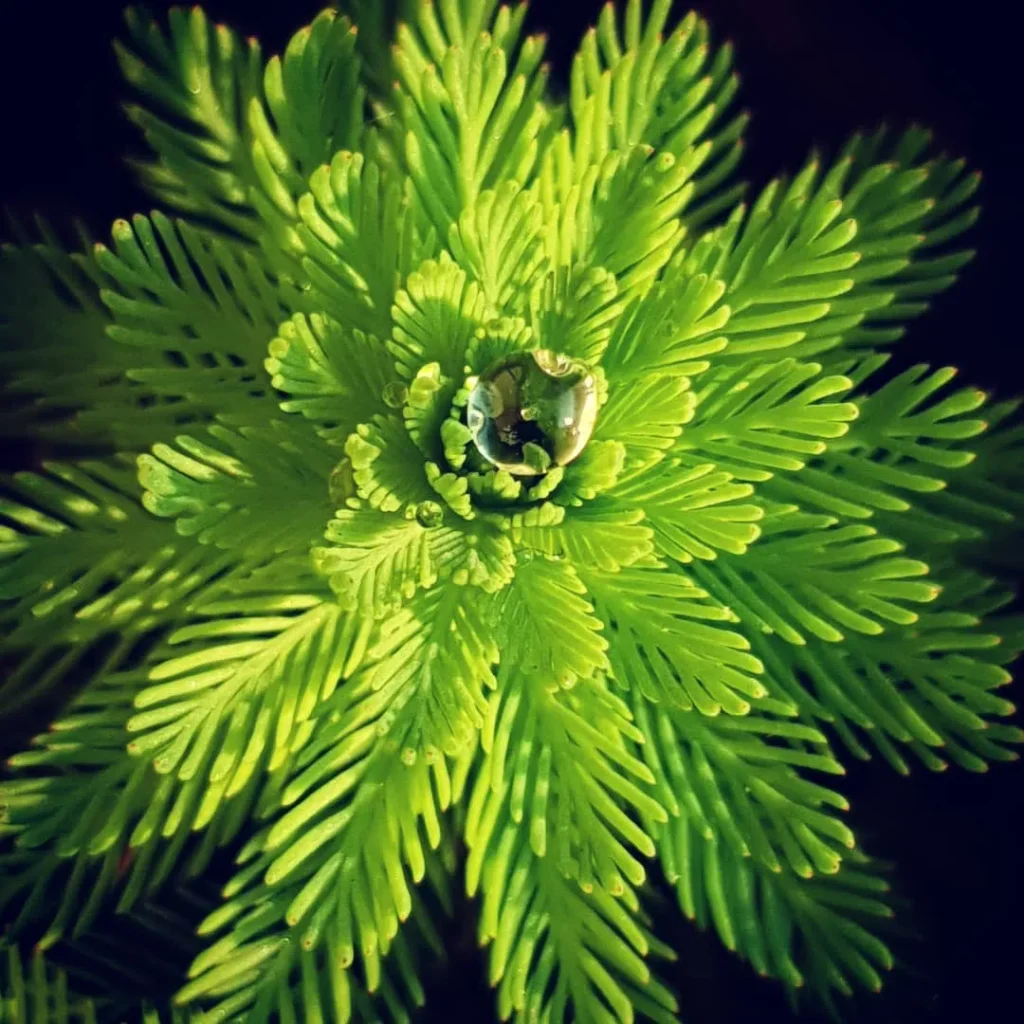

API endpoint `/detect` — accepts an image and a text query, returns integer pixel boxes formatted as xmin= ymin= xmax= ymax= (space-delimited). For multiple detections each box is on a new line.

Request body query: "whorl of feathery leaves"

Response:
xmin=1 ymin=1 xmax=1021 ymax=1023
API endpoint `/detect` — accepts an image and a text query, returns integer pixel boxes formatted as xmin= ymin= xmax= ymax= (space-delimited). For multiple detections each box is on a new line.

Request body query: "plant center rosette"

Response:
xmin=276 ymin=247 xmax=680 ymax=762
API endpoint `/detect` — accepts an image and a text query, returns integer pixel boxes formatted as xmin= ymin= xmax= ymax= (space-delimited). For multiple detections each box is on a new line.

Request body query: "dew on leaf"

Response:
xmin=382 ymin=380 xmax=409 ymax=408
xmin=328 ymin=458 xmax=356 ymax=505
xmin=415 ymin=500 xmax=444 ymax=527
xmin=466 ymin=349 xmax=598 ymax=476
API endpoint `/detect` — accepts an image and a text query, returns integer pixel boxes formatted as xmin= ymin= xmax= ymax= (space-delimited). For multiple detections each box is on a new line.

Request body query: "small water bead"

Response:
xmin=382 ymin=380 xmax=409 ymax=409
xmin=415 ymin=500 xmax=444 ymax=528
xmin=328 ymin=458 xmax=356 ymax=505
xmin=466 ymin=349 xmax=598 ymax=477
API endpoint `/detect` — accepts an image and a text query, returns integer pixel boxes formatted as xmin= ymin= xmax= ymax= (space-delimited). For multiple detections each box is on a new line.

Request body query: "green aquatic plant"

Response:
xmin=1 ymin=1 xmax=1021 ymax=1021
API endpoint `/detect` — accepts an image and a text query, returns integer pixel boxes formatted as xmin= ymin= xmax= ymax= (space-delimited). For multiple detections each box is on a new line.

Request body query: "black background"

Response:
xmin=1 ymin=2 xmax=1021 ymax=1022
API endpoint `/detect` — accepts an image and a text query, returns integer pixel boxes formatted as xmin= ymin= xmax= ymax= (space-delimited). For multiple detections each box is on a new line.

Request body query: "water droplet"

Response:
xmin=382 ymin=380 xmax=409 ymax=408
xmin=465 ymin=349 xmax=598 ymax=476
xmin=415 ymin=500 xmax=444 ymax=528
xmin=328 ymin=458 xmax=356 ymax=505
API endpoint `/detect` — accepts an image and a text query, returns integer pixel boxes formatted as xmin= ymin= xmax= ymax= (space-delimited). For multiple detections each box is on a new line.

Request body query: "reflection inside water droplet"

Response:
xmin=466 ymin=349 xmax=598 ymax=477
